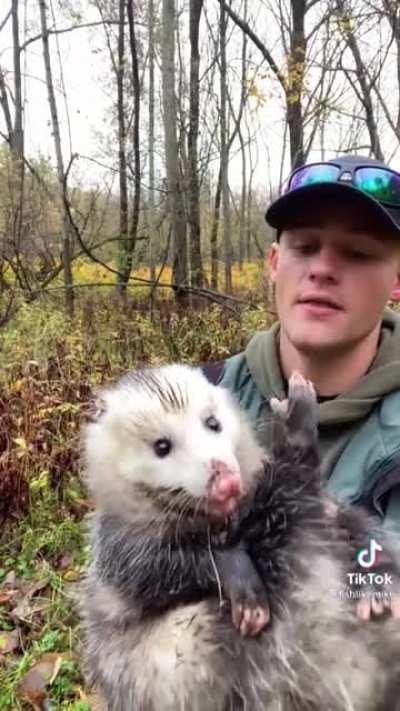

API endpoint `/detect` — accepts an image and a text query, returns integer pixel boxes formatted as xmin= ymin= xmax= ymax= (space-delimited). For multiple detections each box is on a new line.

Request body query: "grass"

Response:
xmin=0 ymin=264 xmax=271 ymax=708
xmin=0 ymin=491 xmax=88 ymax=709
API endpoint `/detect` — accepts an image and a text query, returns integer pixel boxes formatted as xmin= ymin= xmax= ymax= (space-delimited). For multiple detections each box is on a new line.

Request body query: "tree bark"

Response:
xmin=116 ymin=0 xmax=141 ymax=293
xmin=148 ymin=0 xmax=156 ymax=281
xmin=287 ymin=0 xmax=306 ymax=167
xmin=238 ymin=0 xmax=248 ymax=268
xmin=116 ymin=0 xmax=129 ymax=294
xmin=336 ymin=0 xmax=384 ymax=160
xmin=210 ymin=166 xmax=222 ymax=290
xmin=0 ymin=67 xmax=13 ymax=138
xmin=161 ymin=0 xmax=188 ymax=299
xmin=220 ymin=1 xmax=232 ymax=293
xmin=216 ymin=0 xmax=307 ymax=169
xmin=10 ymin=0 xmax=23 ymax=158
xmin=38 ymin=0 xmax=74 ymax=317
xmin=188 ymin=0 xmax=204 ymax=288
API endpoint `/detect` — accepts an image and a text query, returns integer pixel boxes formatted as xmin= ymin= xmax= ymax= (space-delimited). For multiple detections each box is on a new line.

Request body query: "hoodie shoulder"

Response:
xmin=202 ymin=352 xmax=266 ymax=429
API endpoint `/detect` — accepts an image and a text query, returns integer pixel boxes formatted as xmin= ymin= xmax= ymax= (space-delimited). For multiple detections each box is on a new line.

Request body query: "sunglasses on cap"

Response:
xmin=284 ymin=161 xmax=400 ymax=208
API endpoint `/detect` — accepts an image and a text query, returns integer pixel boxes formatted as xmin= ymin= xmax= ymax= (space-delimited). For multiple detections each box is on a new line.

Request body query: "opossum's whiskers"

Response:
xmin=174 ymin=493 xmax=194 ymax=544
xmin=207 ymin=525 xmax=224 ymax=606
xmin=193 ymin=494 xmax=206 ymax=525
xmin=157 ymin=489 xmax=187 ymax=538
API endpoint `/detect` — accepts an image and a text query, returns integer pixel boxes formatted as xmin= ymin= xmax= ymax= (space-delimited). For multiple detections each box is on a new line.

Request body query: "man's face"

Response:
xmin=269 ymin=208 xmax=400 ymax=355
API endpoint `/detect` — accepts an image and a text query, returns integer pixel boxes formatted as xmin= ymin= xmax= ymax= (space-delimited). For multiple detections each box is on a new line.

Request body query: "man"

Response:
xmin=204 ymin=154 xmax=400 ymax=531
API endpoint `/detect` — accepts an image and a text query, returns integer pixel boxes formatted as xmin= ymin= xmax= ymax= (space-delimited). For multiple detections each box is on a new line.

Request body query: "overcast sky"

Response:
xmin=1 ymin=1 xmax=399 ymax=198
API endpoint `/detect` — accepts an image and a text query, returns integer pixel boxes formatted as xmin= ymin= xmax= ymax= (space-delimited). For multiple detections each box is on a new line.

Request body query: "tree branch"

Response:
xmin=19 ymin=20 xmax=138 ymax=53
xmin=0 ymin=8 xmax=11 ymax=34
xmin=215 ymin=0 xmax=286 ymax=90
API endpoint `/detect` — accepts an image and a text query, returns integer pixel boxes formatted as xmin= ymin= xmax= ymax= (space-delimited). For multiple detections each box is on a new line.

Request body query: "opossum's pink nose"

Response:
xmin=211 ymin=460 xmax=242 ymax=496
xmin=207 ymin=460 xmax=243 ymax=517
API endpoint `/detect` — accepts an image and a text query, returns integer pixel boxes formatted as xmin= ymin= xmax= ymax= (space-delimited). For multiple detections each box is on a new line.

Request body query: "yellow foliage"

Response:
xmin=336 ymin=15 xmax=353 ymax=35
xmin=71 ymin=260 xmax=264 ymax=295
xmin=244 ymin=79 xmax=267 ymax=107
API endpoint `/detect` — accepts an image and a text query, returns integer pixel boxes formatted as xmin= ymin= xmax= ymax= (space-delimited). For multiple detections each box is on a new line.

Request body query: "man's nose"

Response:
xmin=308 ymin=247 xmax=341 ymax=280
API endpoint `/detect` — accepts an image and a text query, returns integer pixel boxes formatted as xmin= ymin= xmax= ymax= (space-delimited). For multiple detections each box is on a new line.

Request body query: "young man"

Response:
xmin=204 ymin=154 xmax=400 ymax=531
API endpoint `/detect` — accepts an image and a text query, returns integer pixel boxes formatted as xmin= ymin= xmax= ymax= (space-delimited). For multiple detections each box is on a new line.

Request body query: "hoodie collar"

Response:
xmin=245 ymin=307 xmax=400 ymax=426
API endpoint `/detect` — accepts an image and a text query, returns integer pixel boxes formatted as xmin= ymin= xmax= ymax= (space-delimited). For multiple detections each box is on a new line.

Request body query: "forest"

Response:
xmin=1 ymin=0 xmax=400 ymax=707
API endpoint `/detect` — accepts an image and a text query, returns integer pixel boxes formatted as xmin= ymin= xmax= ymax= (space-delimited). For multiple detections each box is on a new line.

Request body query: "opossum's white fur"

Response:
xmin=84 ymin=364 xmax=265 ymax=511
xmin=81 ymin=364 xmax=400 ymax=711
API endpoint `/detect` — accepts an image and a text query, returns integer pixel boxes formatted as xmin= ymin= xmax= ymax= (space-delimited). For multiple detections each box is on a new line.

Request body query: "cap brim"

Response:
xmin=265 ymin=182 xmax=400 ymax=237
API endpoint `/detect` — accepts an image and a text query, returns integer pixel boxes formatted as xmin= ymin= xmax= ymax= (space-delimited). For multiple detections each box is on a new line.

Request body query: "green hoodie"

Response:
xmin=246 ymin=307 xmax=400 ymax=479
xmin=218 ymin=307 xmax=400 ymax=529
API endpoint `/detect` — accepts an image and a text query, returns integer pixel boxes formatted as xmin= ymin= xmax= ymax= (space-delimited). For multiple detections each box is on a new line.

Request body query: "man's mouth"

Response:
xmin=297 ymin=296 xmax=342 ymax=310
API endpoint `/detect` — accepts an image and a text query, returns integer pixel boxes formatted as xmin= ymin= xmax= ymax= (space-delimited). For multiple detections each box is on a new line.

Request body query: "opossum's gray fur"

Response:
xmin=80 ymin=364 xmax=400 ymax=711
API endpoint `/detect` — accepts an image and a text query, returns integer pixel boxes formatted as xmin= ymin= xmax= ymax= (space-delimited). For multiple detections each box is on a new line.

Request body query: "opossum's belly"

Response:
xmin=82 ymin=592 xmax=234 ymax=711
xmin=80 ymin=558 xmax=394 ymax=711
xmin=256 ymin=552 xmax=386 ymax=711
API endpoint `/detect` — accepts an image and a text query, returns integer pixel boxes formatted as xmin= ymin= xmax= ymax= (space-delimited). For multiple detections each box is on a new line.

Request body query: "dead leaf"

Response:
xmin=0 ymin=628 xmax=20 ymax=653
xmin=58 ymin=552 xmax=73 ymax=570
xmin=0 ymin=588 xmax=19 ymax=604
xmin=48 ymin=655 xmax=63 ymax=685
xmin=63 ymin=568 xmax=81 ymax=582
xmin=10 ymin=598 xmax=50 ymax=624
xmin=3 ymin=570 xmax=18 ymax=587
xmin=23 ymin=578 xmax=50 ymax=598
xmin=17 ymin=653 xmax=64 ymax=701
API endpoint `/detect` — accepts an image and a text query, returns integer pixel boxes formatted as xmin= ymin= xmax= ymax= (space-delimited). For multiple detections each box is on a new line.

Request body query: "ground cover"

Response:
xmin=0 ymin=264 xmax=269 ymax=709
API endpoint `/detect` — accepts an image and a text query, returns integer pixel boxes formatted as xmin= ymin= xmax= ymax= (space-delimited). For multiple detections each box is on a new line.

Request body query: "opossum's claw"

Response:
xmin=356 ymin=597 xmax=371 ymax=621
xmin=390 ymin=593 xmax=400 ymax=619
xmin=270 ymin=397 xmax=289 ymax=419
xmin=288 ymin=371 xmax=316 ymax=401
xmin=287 ymin=371 xmax=318 ymax=423
xmin=356 ymin=592 xmax=400 ymax=621
xmin=231 ymin=595 xmax=270 ymax=637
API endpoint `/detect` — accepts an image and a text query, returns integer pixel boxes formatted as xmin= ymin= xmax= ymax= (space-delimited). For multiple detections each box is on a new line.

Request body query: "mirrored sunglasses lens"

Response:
xmin=355 ymin=167 xmax=400 ymax=206
xmin=289 ymin=164 xmax=340 ymax=191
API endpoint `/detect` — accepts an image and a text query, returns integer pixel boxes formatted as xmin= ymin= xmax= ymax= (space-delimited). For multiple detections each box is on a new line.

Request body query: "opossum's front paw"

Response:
xmin=270 ymin=372 xmax=318 ymax=430
xmin=356 ymin=592 xmax=400 ymax=621
xmin=287 ymin=371 xmax=318 ymax=422
xmin=270 ymin=396 xmax=289 ymax=419
xmin=230 ymin=586 xmax=270 ymax=637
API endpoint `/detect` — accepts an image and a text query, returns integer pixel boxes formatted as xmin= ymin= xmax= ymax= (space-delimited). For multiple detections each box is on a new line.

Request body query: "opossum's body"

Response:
xmin=81 ymin=365 xmax=400 ymax=711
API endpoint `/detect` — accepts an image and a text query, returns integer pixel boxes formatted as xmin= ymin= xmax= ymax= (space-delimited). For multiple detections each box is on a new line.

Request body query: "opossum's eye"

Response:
xmin=153 ymin=437 xmax=172 ymax=457
xmin=204 ymin=415 xmax=222 ymax=432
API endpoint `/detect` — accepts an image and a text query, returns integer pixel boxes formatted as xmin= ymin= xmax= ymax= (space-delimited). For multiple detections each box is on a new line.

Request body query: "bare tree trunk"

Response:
xmin=116 ymin=0 xmax=141 ymax=292
xmin=238 ymin=128 xmax=246 ymax=269
xmin=336 ymin=0 xmax=384 ymax=160
xmin=161 ymin=0 xmax=188 ymax=299
xmin=188 ymin=0 xmax=204 ymax=288
xmin=148 ymin=0 xmax=156 ymax=282
xmin=38 ymin=0 xmax=74 ymax=317
xmin=216 ymin=0 xmax=306 ymax=170
xmin=287 ymin=0 xmax=306 ymax=167
xmin=0 ymin=66 xmax=13 ymax=138
xmin=220 ymin=1 xmax=232 ymax=293
xmin=116 ymin=0 xmax=129 ymax=294
xmin=10 ymin=0 xmax=23 ymax=158
xmin=7 ymin=0 xmax=25 ymax=263
xmin=210 ymin=166 xmax=222 ymax=290
xmin=238 ymin=0 xmax=248 ymax=269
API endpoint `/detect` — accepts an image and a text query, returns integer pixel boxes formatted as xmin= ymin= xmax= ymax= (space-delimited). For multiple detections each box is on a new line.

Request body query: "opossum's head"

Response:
xmin=84 ymin=365 xmax=265 ymax=519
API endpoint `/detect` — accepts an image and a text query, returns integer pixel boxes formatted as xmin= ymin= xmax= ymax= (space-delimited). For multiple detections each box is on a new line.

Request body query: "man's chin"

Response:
xmin=288 ymin=328 xmax=352 ymax=354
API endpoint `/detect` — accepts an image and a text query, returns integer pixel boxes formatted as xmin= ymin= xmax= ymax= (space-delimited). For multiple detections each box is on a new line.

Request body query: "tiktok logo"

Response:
xmin=357 ymin=538 xmax=383 ymax=568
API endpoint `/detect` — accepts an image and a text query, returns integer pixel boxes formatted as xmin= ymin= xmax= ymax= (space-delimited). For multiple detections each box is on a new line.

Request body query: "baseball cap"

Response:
xmin=265 ymin=155 xmax=400 ymax=238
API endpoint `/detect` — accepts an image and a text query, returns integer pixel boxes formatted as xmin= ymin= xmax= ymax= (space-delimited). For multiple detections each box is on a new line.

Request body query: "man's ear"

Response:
xmin=268 ymin=241 xmax=279 ymax=282
xmin=390 ymin=273 xmax=400 ymax=301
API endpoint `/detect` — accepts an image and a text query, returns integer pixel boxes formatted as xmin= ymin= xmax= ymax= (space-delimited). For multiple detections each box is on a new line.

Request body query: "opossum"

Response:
xmin=80 ymin=365 xmax=400 ymax=711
